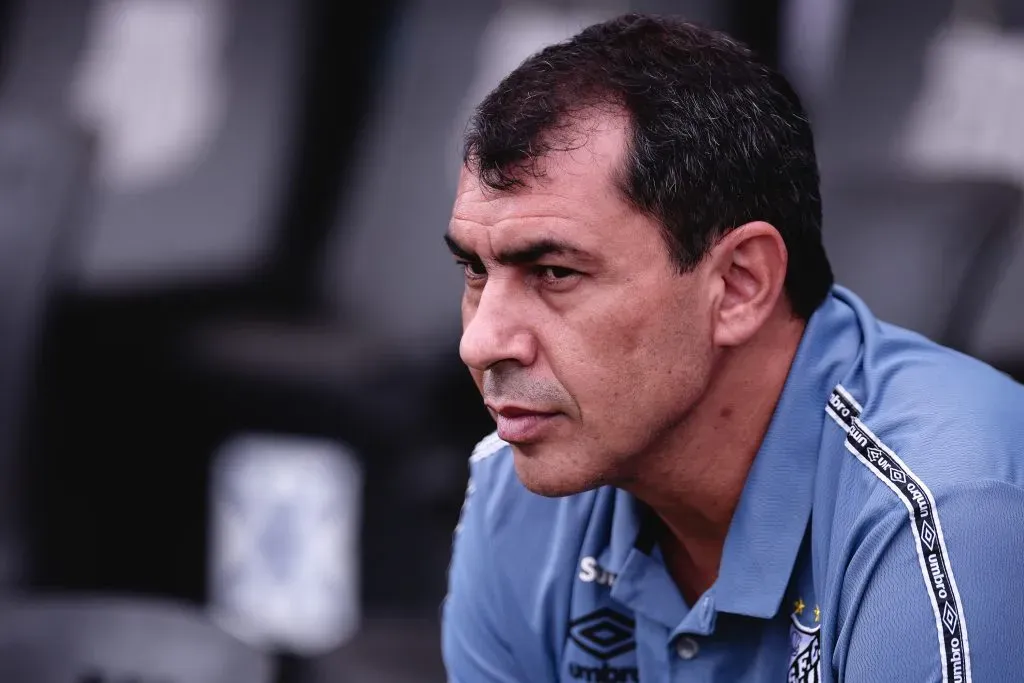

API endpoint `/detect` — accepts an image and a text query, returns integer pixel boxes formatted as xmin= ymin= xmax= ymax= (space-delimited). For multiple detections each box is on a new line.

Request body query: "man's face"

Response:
xmin=447 ymin=116 xmax=716 ymax=496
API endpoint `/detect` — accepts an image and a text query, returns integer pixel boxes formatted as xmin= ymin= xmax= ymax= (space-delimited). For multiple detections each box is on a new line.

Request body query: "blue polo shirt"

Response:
xmin=442 ymin=286 xmax=1024 ymax=683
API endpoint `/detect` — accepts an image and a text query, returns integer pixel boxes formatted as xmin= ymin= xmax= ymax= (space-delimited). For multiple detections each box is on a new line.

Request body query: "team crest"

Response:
xmin=788 ymin=602 xmax=821 ymax=683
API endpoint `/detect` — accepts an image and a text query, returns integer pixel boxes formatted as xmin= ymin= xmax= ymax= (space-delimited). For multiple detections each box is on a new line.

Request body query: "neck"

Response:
xmin=623 ymin=311 xmax=806 ymax=602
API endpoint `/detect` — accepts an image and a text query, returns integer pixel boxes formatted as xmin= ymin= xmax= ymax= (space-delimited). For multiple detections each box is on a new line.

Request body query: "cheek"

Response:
xmin=560 ymin=290 xmax=711 ymax=419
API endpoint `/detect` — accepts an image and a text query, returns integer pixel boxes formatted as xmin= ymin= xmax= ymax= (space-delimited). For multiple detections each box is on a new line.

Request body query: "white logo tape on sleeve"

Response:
xmin=826 ymin=386 xmax=972 ymax=683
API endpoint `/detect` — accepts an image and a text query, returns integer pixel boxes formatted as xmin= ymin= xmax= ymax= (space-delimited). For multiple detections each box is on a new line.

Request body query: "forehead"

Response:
xmin=450 ymin=116 xmax=652 ymax=254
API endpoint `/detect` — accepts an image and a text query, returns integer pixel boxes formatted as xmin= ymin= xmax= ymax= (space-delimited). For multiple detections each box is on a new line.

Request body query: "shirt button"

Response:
xmin=675 ymin=636 xmax=700 ymax=660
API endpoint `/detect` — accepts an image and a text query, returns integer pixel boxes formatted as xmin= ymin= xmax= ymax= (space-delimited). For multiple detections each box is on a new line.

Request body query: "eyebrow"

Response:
xmin=444 ymin=232 xmax=592 ymax=266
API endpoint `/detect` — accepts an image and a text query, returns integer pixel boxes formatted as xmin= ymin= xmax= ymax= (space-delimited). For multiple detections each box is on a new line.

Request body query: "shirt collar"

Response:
xmin=714 ymin=289 xmax=861 ymax=618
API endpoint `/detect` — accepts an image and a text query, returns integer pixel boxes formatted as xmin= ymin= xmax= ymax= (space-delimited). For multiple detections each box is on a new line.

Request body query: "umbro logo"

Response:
xmin=568 ymin=607 xmax=636 ymax=661
xmin=921 ymin=520 xmax=937 ymax=552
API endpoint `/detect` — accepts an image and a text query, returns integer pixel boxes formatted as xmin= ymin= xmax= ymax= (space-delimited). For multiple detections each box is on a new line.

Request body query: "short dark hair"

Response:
xmin=463 ymin=13 xmax=833 ymax=319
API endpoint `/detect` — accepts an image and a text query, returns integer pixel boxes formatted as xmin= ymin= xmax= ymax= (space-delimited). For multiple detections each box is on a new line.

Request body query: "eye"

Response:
xmin=538 ymin=266 xmax=578 ymax=280
xmin=458 ymin=260 xmax=487 ymax=281
xmin=534 ymin=265 xmax=582 ymax=289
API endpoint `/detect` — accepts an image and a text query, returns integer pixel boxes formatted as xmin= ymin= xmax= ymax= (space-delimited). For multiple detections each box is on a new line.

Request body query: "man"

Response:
xmin=441 ymin=13 xmax=1024 ymax=683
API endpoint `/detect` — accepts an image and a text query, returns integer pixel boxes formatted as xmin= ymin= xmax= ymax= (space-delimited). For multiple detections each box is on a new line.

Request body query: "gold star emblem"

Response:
xmin=814 ymin=605 xmax=821 ymax=623
xmin=793 ymin=598 xmax=805 ymax=615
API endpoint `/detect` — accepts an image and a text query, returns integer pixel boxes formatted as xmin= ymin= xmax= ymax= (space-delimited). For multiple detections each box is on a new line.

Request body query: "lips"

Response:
xmin=486 ymin=404 xmax=560 ymax=443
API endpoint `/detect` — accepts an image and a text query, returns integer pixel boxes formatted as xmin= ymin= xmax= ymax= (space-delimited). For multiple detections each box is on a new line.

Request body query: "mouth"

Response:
xmin=486 ymin=404 xmax=561 ymax=444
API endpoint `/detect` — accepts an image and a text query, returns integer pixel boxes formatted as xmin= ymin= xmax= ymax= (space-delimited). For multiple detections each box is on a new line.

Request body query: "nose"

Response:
xmin=459 ymin=283 xmax=537 ymax=372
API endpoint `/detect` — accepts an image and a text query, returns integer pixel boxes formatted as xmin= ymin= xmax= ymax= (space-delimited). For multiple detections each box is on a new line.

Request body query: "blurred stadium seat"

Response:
xmin=970 ymin=229 xmax=1024 ymax=379
xmin=811 ymin=0 xmax=955 ymax=174
xmin=23 ymin=0 xmax=331 ymax=599
xmin=795 ymin=0 xmax=1024 ymax=378
xmin=0 ymin=105 xmax=93 ymax=589
xmin=820 ymin=172 xmax=1023 ymax=350
xmin=0 ymin=0 xmax=308 ymax=291
xmin=181 ymin=0 xmax=468 ymax=614
xmin=0 ymin=595 xmax=274 ymax=682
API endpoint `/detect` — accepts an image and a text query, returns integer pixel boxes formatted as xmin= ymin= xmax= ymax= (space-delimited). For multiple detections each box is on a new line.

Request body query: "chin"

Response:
xmin=510 ymin=442 xmax=609 ymax=498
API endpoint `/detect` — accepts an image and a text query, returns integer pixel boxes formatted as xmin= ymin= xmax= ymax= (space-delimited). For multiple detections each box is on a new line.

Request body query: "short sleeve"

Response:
xmin=836 ymin=480 xmax=1024 ymax=682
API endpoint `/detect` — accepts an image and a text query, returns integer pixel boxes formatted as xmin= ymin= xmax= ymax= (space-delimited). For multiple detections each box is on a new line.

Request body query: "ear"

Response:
xmin=707 ymin=221 xmax=789 ymax=347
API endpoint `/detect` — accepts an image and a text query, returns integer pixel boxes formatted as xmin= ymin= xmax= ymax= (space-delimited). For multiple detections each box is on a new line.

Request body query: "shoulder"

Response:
xmin=459 ymin=431 xmax=600 ymax=558
xmin=822 ymin=333 xmax=1024 ymax=580
xmin=838 ymin=322 xmax=1024 ymax=491
xmin=460 ymin=431 xmax=527 ymax=537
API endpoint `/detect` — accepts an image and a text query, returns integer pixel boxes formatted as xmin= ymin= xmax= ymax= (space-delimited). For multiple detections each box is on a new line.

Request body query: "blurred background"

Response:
xmin=0 ymin=0 xmax=1022 ymax=681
